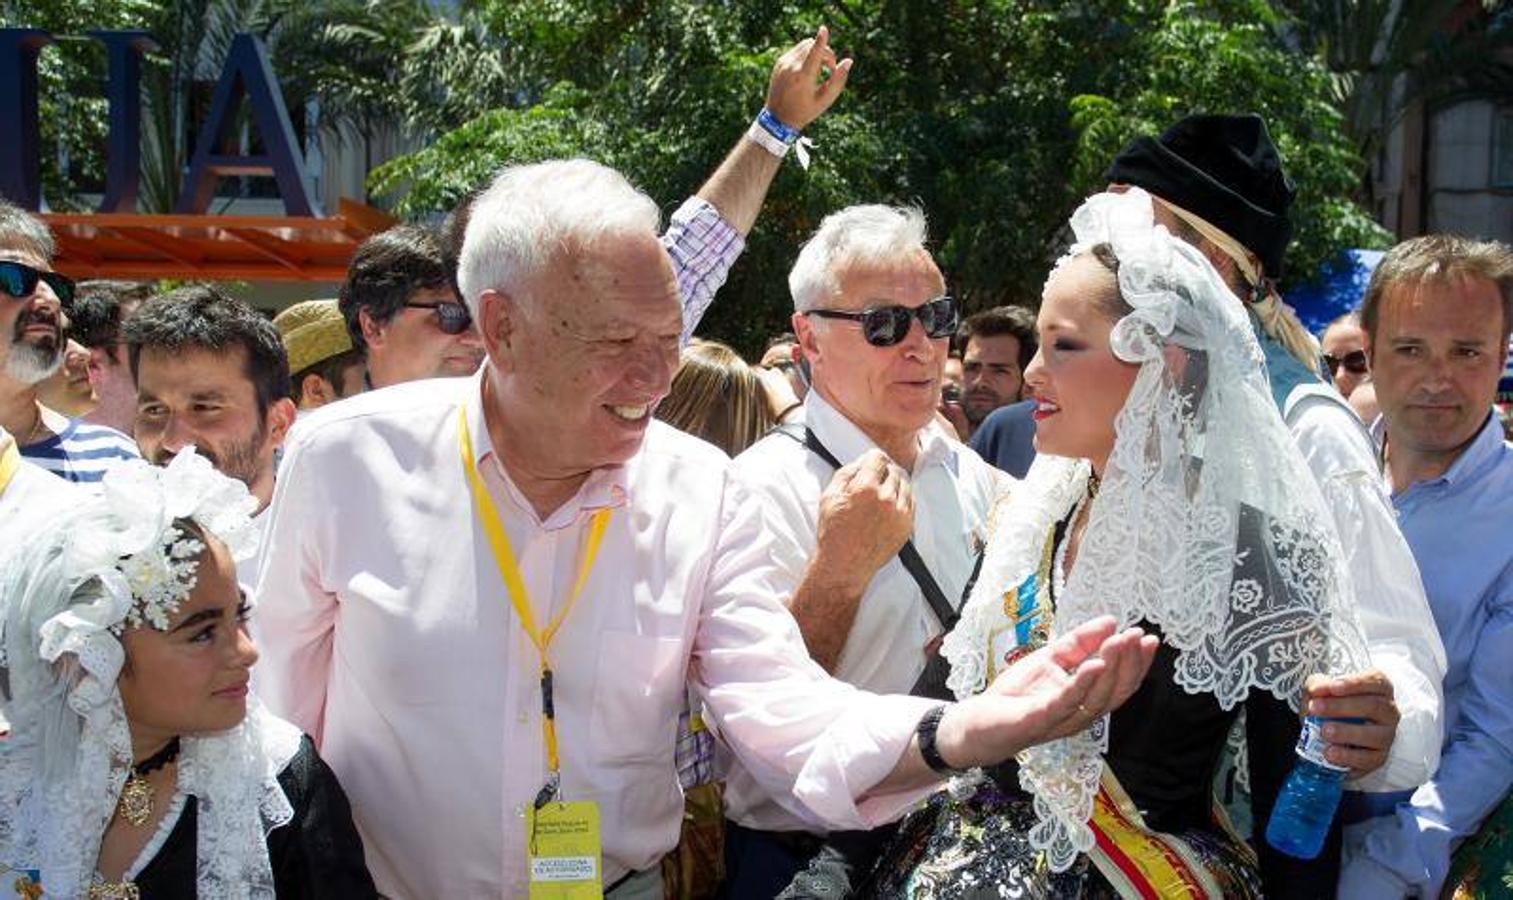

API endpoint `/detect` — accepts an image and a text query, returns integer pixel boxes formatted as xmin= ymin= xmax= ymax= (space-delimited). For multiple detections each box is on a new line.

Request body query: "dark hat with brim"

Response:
xmin=1105 ymin=113 xmax=1296 ymax=277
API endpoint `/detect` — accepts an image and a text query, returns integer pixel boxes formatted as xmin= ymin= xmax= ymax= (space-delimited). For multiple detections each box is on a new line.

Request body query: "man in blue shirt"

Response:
xmin=958 ymin=305 xmax=1040 ymax=477
xmin=968 ymin=399 xmax=1037 ymax=478
xmin=1340 ymin=235 xmax=1513 ymax=897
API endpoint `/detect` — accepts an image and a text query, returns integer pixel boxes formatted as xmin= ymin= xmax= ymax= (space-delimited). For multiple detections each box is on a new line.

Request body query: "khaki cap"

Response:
xmin=274 ymin=299 xmax=354 ymax=375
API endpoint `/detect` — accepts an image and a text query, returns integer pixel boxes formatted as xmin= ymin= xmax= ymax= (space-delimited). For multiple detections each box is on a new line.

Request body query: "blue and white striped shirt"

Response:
xmin=21 ymin=418 xmax=139 ymax=483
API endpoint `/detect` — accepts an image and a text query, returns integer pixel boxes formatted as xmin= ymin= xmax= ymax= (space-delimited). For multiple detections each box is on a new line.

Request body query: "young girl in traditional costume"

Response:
xmin=0 ymin=450 xmax=375 ymax=899
xmin=789 ymin=188 xmax=1371 ymax=898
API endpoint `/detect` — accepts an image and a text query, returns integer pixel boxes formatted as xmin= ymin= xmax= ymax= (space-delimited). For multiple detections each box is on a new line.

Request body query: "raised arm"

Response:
xmin=670 ymin=26 xmax=853 ymax=342
xmin=695 ymin=25 xmax=851 ymax=234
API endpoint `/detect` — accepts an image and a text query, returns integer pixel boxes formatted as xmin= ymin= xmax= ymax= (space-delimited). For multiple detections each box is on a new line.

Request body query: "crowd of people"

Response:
xmin=0 ymin=25 xmax=1509 ymax=900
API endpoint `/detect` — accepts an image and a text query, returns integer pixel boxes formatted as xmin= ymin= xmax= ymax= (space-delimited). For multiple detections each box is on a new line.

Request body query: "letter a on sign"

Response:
xmin=176 ymin=33 xmax=320 ymax=216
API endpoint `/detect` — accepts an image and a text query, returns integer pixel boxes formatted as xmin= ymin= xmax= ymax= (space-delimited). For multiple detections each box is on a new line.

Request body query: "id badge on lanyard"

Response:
xmin=457 ymin=407 xmax=611 ymax=897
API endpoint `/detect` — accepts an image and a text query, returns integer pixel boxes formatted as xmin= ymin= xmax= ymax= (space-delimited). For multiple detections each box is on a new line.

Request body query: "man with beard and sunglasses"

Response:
xmin=123 ymin=284 xmax=296 ymax=581
xmin=0 ymin=201 xmax=139 ymax=484
xmin=718 ymin=205 xmax=1008 ymax=897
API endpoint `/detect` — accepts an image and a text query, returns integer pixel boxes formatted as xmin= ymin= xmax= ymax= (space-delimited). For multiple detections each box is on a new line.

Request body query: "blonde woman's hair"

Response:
xmin=1155 ymin=197 xmax=1321 ymax=368
xmin=655 ymin=341 xmax=776 ymax=456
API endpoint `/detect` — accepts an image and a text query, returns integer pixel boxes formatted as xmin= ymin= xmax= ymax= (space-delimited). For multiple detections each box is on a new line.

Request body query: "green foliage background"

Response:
xmin=367 ymin=0 xmax=1391 ymax=354
xmin=6 ymin=0 xmax=1396 ymax=355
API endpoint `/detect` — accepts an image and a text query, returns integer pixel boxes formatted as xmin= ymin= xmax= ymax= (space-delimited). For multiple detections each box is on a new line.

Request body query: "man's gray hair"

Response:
xmin=0 ymin=199 xmax=56 ymax=264
xmin=457 ymin=159 xmax=662 ymax=313
xmin=788 ymin=205 xmax=930 ymax=312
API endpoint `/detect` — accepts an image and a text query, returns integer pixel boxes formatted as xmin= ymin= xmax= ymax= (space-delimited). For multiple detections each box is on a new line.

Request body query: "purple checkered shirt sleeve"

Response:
xmin=663 ymin=197 xmax=745 ymax=346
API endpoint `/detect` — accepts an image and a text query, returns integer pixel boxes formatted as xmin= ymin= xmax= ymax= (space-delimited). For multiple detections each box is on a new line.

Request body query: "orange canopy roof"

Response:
xmin=43 ymin=198 xmax=396 ymax=283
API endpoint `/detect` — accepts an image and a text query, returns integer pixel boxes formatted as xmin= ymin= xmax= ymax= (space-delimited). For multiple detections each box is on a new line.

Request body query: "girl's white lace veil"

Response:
xmin=942 ymin=188 xmax=1370 ymax=871
xmin=0 ymin=450 xmax=301 ymax=898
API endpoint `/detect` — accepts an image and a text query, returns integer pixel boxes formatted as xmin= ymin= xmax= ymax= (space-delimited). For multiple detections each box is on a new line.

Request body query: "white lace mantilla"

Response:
xmin=943 ymin=189 xmax=1370 ymax=872
xmin=0 ymin=690 xmax=299 ymax=898
xmin=0 ymin=450 xmax=296 ymax=897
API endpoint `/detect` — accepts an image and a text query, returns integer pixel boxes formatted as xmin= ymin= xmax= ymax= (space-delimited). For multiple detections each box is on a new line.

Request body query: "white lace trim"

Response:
xmin=0 ymin=449 xmax=287 ymax=896
xmin=944 ymin=189 xmax=1370 ymax=872
xmin=943 ymin=457 xmax=1088 ymax=701
xmin=181 ymin=704 xmax=302 ymax=898
xmin=1 ymin=701 xmax=300 ymax=898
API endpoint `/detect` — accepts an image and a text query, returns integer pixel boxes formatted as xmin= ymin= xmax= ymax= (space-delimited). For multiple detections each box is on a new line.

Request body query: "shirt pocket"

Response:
xmin=589 ymin=630 xmax=685 ymax=764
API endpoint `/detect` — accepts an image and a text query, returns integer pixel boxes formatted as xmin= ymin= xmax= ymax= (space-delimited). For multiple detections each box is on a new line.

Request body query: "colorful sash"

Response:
xmin=994 ymin=520 xmax=1263 ymax=899
xmin=1088 ymin=769 xmax=1261 ymax=899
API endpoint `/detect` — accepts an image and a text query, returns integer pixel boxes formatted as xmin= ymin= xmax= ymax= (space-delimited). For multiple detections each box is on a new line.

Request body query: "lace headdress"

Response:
xmin=0 ymin=450 xmax=300 ymax=897
xmin=942 ymin=188 xmax=1370 ymax=871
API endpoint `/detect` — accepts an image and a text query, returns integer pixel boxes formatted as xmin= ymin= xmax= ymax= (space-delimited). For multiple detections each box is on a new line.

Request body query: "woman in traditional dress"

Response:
xmin=788 ymin=188 xmax=1370 ymax=899
xmin=0 ymin=450 xmax=375 ymax=899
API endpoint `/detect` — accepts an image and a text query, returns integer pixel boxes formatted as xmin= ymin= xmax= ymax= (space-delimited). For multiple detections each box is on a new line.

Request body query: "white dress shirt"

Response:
xmin=0 ymin=433 xmax=78 ymax=547
xmin=1284 ymin=384 xmax=1446 ymax=791
xmin=252 ymin=373 xmax=937 ymax=898
xmin=0 ymin=430 xmax=77 ymax=736
xmin=236 ymin=510 xmax=268 ymax=592
xmin=721 ymin=390 xmax=1009 ymax=831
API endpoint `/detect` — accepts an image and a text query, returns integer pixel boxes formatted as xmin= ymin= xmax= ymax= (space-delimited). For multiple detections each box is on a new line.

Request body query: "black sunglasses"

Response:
xmin=404 ymin=300 xmax=473 ymax=335
xmin=806 ymin=296 xmax=958 ymax=347
xmin=1323 ymin=349 xmax=1368 ymax=376
xmin=0 ymin=260 xmax=74 ymax=308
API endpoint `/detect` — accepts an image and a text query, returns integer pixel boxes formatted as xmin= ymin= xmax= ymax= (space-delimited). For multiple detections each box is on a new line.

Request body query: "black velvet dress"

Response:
xmin=784 ymin=507 xmax=1344 ymax=899
xmin=130 ymin=736 xmax=376 ymax=898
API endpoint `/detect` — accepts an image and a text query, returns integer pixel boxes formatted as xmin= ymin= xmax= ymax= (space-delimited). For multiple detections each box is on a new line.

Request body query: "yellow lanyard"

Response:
xmin=457 ymin=407 xmax=611 ymax=801
xmin=0 ymin=439 xmax=19 ymax=497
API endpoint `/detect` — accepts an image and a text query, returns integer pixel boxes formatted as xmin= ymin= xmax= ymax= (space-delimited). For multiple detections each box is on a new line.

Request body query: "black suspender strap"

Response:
xmin=772 ymin=424 xmax=962 ymax=632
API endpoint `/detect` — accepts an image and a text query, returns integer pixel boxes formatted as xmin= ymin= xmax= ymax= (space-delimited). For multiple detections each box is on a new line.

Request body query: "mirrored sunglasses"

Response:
xmin=0 ymin=260 xmax=75 ymax=308
xmin=806 ymin=295 xmax=958 ymax=347
xmin=404 ymin=300 xmax=473 ymax=335
xmin=1323 ymin=349 xmax=1368 ymax=376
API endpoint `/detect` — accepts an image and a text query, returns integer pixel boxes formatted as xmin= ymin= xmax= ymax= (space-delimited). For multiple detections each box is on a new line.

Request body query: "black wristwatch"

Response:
xmin=916 ymin=704 xmax=963 ymax=776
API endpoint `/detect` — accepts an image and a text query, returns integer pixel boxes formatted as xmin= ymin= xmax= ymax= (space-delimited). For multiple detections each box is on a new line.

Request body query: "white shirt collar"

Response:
xmin=803 ymin=389 xmax=956 ymax=477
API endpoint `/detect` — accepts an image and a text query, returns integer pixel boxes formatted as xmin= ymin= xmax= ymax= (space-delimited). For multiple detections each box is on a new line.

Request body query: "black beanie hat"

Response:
xmin=1105 ymin=114 xmax=1296 ymax=277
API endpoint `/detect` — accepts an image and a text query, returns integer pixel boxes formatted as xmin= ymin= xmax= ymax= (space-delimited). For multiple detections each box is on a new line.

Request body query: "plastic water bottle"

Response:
xmin=1265 ymin=715 xmax=1348 ymax=859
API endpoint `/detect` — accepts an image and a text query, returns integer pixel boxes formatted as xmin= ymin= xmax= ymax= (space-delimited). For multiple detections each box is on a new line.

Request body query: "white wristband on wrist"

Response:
xmin=746 ymin=120 xmax=792 ymax=158
xmin=745 ymin=117 xmax=814 ymax=170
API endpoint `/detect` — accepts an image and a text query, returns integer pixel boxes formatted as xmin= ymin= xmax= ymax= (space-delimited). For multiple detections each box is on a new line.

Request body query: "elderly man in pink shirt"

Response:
xmin=252 ymin=39 xmax=1157 ymax=900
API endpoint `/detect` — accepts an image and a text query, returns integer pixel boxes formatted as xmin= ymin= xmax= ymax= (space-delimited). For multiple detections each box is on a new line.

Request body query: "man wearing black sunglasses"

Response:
xmin=0 ymin=200 xmax=139 ymax=484
xmin=720 ymin=204 xmax=1007 ymax=894
xmin=1322 ymin=311 xmax=1371 ymax=400
xmin=340 ymin=223 xmax=485 ymax=390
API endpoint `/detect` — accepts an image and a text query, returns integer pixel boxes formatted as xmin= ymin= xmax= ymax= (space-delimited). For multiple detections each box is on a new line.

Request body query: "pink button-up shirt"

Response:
xmin=252 ymin=373 xmax=936 ymax=898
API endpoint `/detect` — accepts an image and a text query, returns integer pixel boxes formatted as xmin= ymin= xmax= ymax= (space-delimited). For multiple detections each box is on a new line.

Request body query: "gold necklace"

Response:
xmin=20 ymin=402 xmax=48 ymax=446
xmin=117 ymin=737 xmax=180 ymax=828
xmin=87 ymin=881 xmax=141 ymax=900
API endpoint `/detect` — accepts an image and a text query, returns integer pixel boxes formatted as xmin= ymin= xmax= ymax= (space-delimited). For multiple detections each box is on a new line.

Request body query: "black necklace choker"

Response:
xmin=132 ymin=736 xmax=181 ymax=776
xmin=119 ymin=736 xmax=181 ymax=827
